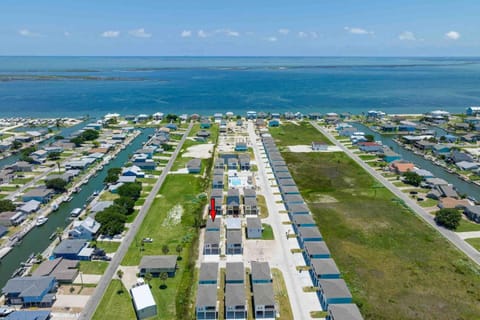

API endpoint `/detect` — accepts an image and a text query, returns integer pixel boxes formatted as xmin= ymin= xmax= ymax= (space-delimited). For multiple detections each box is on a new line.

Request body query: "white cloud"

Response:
xmin=310 ymin=31 xmax=319 ymax=39
xmin=266 ymin=36 xmax=277 ymax=42
xmin=445 ymin=31 xmax=460 ymax=40
xmin=18 ymin=29 xmax=40 ymax=37
xmin=298 ymin=31 xmax=308 ymax=38
xmin=101 ymin=30 xmax=120 ymax=38
xmin=398 ymin=31 xmax=416 ymax=41
xmin=344 ymin=26 xmax=373 ymax=35
xmin=64 ymin=31 xmax=70 ymax=37
xmin=181 ymin=30 xmax=192 ymax=37
xmin=278 ymin=28 xmax=290 ymax=35
xmin=215 ymin=29 xmax=240 ymax=37
xmin=197 ymin=30 xmax=208 ymax=38
xmin=129 ymin=28 xmax=152 ymax=38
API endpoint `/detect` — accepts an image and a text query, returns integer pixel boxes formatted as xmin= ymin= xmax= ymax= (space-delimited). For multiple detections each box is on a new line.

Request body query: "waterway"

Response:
xmin=0 ymin=127 xmax=154 ymax=288
xmin=352 ymin=123 xmax=480 ymax=198
xmin=0 ymin=121 xmax=86 ymax=169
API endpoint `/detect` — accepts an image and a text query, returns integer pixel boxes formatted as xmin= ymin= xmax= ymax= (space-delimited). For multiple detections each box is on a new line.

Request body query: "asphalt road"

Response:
xmin=79 ymin=122 xmax=193 ymax=320
xmin=310 ymin=121 xmax=480 ymax=266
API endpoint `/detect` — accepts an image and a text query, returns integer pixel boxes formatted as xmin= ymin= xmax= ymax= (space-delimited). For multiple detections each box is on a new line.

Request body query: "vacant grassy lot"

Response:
xmin=269 ymin=122 xmax=332 ymax=147
xmin=271 ymin=125 xmax=480 ymax=320
xmin=79 ymin=261 xmax=109 ymax=275
xmin=281 ymin=151 xmax=480 ymax=320
xmin=271 ymin=268 xmax=294 ymax=320
xmin=262 ymin=223 xmax=274 ymax=240
xmin=92 ymin=280 xmax=135 ymax=320
xmin=96 ymin=241 xmax=120 ymax=253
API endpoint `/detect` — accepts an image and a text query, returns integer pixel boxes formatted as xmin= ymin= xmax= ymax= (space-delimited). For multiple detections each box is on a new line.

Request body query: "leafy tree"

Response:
xmin=435 ymin=209 xmax=462 ymax=230
xmin=175 ymin=244 xmax=183 ymax=255
xmin=0 ymin=199 xmax=16 ymax=212
xmin=161 ymin=143 xmax=173 ymax=151
xmin=45 ymin=178 xmax=68 ymax=192
xmin=96 ymin=210 xmax=127 ymax=236
xmin=117 ymin=182 xmax=142 ymax=200
xmin=365 ymin=134 xmax=375 ymax=142
xmin=162 ymin=245 xmax=169 ymax=255
xmin=70 ymin=136 xmax=84 ymax=147
xmin=54 ymin=135 xmax=64 ymax=140
xmin=403 ymin=171 xmax=423 ymax=186
xmin=117 ymin=269 xmax=124 ymax=279
xmin=104 ymin=167 xmax=122 ymax=184
xmin=144 ymin=272 xmax=153 ymax=285
xmin=81 ymin=129 xmax=100 ymax=141
xmin=11 ymin=140 xmax=22 ymax=150
xmin=47 ymin=152 xmax=62 ymax=161
xmin=165 ymin=114 xmax=178 ymax=122
xmin=159 ymin=272 xmax=168 ymax=289
xmin=114 ymin=197 xmax=135 ymax=215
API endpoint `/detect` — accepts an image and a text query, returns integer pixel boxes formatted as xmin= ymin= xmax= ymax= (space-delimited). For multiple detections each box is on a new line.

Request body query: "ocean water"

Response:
xmin=0 ymin=56 xmax=480 ymax=117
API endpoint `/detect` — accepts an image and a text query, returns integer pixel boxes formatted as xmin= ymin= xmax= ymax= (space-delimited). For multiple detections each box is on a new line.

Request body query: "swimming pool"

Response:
xmin=229 ymin=177 xmax=242 ymax=187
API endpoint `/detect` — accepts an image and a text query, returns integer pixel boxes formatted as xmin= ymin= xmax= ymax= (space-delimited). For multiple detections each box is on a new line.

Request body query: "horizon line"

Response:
xmin=1 ymin=55 xmax=480 ymax=58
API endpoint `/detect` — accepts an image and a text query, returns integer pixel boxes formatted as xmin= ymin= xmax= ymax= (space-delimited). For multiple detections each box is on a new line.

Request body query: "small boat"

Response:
xmin=65 ymin=196 xmax=73 ymax=202
xmin=35 ymin=216 xmax=48 ymax=227
xmin=70 ymin=208 xmax=82 ymax=217
xmin=73 ymin=187 xmax=81 ymax=193
xmin=49 ymin=232 xmax=57 ymax=240
xmin=51 ymin=203 xmax=59 ymax=211
xmin=93 ymin=190 xmax=100 ymax=196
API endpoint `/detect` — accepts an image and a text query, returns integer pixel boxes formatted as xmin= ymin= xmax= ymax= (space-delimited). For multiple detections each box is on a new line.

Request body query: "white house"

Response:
xmin=68 ymin=217 xmax=101 ymax=240
xmin=131 ymin=283 xmax=157 ymax=320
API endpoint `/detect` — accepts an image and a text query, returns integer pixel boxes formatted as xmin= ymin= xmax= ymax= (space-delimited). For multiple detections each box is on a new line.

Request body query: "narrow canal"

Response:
xmin=0 ymin=121 xmax=87 ymax=169
xmin=352 ymin=123 xmax=480 ymax=198
xmin=0 ymin=128 xmax=154 ymax=288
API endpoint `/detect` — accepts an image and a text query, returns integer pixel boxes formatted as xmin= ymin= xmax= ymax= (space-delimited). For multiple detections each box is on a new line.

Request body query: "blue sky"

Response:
xmin=0 ymin=0 xmax=478 ymax=56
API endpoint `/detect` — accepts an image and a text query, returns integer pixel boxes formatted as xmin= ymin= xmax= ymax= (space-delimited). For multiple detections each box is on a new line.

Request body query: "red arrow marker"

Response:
xmin=210 ymin=198 xmax=216 ymax=222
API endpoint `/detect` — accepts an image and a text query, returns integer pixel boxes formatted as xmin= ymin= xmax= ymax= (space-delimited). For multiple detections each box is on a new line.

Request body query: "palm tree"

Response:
xmin=144 ymin=272 xmax=153 ymax=287
xmin=159 ymin=272 xmax=168 ymax=289
xmin=161 ymin=245 xmax=169 ymax=255
xmin=117 ymin=269 xmax=124 ymax=280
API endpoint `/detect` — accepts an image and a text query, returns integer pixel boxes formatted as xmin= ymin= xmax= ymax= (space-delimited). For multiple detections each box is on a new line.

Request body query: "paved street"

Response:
xmin=79 ymin=122 xmax=193 ymax=320
xmin=247 ymin=122 xmax=321 ymax=319
xmin=310 ymin=121 xmax=480 ymax=266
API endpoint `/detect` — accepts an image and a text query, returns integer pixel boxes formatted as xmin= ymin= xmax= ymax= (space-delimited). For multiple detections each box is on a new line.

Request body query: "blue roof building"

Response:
xmin=2 ymin=276 xmax=57 ymax=307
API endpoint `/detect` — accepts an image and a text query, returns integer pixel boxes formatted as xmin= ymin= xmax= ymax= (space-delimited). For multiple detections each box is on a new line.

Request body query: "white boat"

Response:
xmin=35 ymin=216 xmax=48 ymax=227
xmin=70 ymin=208 xmax=82 ymax=217
xmin=51 ymin=203 xmax=59 ymax=211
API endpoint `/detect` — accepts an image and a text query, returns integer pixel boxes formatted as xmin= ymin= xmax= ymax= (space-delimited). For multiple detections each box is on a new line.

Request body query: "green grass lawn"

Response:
xmin=262 ymin=223 xmax=274 ymax=240
xmin=92 ymin=280 xmax=136 ymax=320
xmin=271 ymin=126 xmax=480 ymax=320
xmin=99 ymin=191 xmax=119 ymax=201
xmin=456 ymin=219 xmax=480 ymax=232
xmin=465 ymin=238 xmax=480 ymax=251
xmin=271 ymin=268 xmax=294 ymax=320
xmin=257 ymin=194 xmax=269 ymax=218
xmin=11 ymin=177 xmax=34 ymax=184
xmin=358 ymin=155 xmax=378 ymax=161
xmin=79 ymin=261 xmax=109 ymax=275
xmin=0 ymin=186 xmax=18 ymax=191
xmin=96 ymin=241 xmax=120 ymax=253
xmin=269 ymin=122 xmax=332 ymax=147
xmin=417 ymin=198 xmax=438 ymax=208
xmin=137 ymin=177 xmax=157 ymax=184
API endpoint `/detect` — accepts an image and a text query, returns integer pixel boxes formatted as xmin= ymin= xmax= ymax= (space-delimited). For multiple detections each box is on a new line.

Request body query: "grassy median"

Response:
xmin=272 ymin=123 xmax=480 ymax=320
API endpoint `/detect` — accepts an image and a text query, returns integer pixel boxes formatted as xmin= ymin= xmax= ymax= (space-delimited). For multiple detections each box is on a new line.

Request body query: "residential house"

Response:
xmin=327 ymin=304 xmax=364 ymax=320
xmin=0 ymin=169 xmax=14 ymax=184
xmin=210 ymin=189 xmax=224 ymax=215
xmin=357 ymin=142 xmax=383 ymax=153
xmin=244 ymin=197 xmax=258 ymax=216
xmin=303 ymin=241 xmax=331 ymax=263
xmin=90 ymin=201 xmax=113 ymax=215
xmin=214 ymin=113 xmax=223 ymax=123
xmin=382 ymin=148 xmax=402 ymax=163
xmin=131 ymin=283 xmax=157 ymax=320
xmin=454 ymin=123 xmax=470 ymax=131
xmin=212 ymin=176 xmax=224 ymax=189
xmin=312 ymin=141 xmax=328 ymax=151
xmin=252 ymin=283 xmax=276 ymax=319
xmin=153 ymin=112 xmax=164 ymax=121
xmin=268 ymin=119 xmax=280 ymax=127
xmin=246 ymin=217 xmax=262 ymax=239
xmin=298 ymin=226 xmax=323 ymax=248
xmin=449 ymin=151 xmax=473 ymax=164
xmin=292 ymin=214 xmax=316 ymax=233
xmin=3 ymin=311 xmax=52 ymax=320
xmin=2 ymin=276 xmax=57 ymax=307
xmin=68 ymin=217 xmax=101 ymax=240
xmin=251 ymin=261 xmax=272 ymax=284
xmin=200 ymin=119 xmax=212 ymax=129
xmin=226 ymin=230 xmax=243 ymax=254
xmin=227 ymin=189 xmax=240 ymax=215
xmin=317 ymin=279 xmax=353 ymax=310
xmin=12 ymin=161 xmax=33 ymax=172
xmin=287 ymin=203 xmax=310 ymax=219
xmin=214 ymin=158 xmax=225 ymax=169
xmin=235 ymin=142 xmax=248 ymax=152
xmin=464 ymin=206 xmax=480 ymax=223
xmin=32 ymin=258 xmax=79 ymax=284
xmin=438 ymin=197 xmax=470 ymax=210
xmin=139 ymin=255 xmax=178 ymax=277
xmin=227 ymin=158 xmax=238 ymax=170
xmin=122 ymin=165 xmax=145 ymax=178
xmin=246 ymin=111 xmax=257 ymax=119
xmin=53 ymin=239 xmax=92 ymax=261
xmin=310 ymin=259 xmax=341 ymax=286
xmin=204 ymin=231 xmax=220 ymax=255
xmin=456 ymin=161 xmax=479 ymax=171
xmin=283 ymin=195 xmax=305 ymax=208
xmin=461 ymin=133 xmax=480 ymax=143
xmin=414 ymin=140 xmax=435 ymax=151
xmin=18 ymin=200 xmax=41 ymax=214
xmin=196 ymin=284 xmax=218 ymax=320
xmin=238 ymin=154 xmax=250 ymax=171
xmin=381 ymin=124 xmax=397 ymax=132
xmin=187 ymin=158 xmax=202 ymax=174
xmin=389 ymin=161 xmax=414 ymax=174
xmin=22 ymin=187 xmax=54 ymax=204
xmin=226 ymin=262 xmax=244 ymax=284
xmin=432 ymin=144 xmax=452 ymax=156
xmin=0 ymin=211 xmax=23 ymax=227
xmin=196 ymin=130 xmax=210 ymax=140
xmin=206 ymin=217 xmax=222 ymax=232
xmin=225 ymin=284 xmax=247 ymax=319
xmin=199 ymin=262 xmax=219 ymax=285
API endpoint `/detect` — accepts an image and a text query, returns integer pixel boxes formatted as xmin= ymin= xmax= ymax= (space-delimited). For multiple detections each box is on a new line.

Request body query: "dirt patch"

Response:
xmin=183 ymin=143 xmax=214 ymax=159
xmin=310 ymin=194 xmax=339 ymax=203
xmin=162 ymin=204 xmax=183 ymax=227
